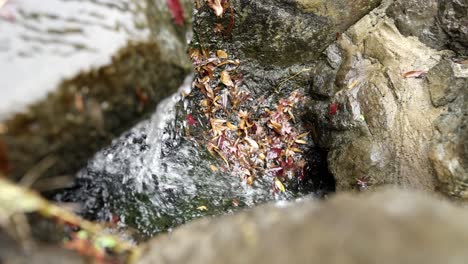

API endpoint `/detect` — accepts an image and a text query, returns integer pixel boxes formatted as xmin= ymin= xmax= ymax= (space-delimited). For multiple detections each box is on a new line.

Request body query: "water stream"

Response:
xmin=56 ymin=76 xmax=319 ymax=239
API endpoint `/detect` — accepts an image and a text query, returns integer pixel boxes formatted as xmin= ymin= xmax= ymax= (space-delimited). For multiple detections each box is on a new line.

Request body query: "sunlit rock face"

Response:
xmin=0 ymin=0 xmax=194 ymax=181
xmin=304 ymin=0 xmax=467 ymax=195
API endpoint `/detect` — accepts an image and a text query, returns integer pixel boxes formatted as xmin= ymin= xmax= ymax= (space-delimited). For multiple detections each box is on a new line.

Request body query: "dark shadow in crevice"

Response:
xmin=295 ymin=147 xmax=336 ymax=198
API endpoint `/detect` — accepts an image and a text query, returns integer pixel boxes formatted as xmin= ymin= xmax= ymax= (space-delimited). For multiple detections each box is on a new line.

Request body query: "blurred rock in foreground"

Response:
xmin=139 ymin=188 xmax=468 ymax=264
xmin=0 ymin=0 xmax=193 ymax=183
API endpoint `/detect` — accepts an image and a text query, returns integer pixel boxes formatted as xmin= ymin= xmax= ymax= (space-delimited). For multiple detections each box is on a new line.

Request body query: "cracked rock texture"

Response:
xmin=306 ymin=0 xmax=467 ymax=196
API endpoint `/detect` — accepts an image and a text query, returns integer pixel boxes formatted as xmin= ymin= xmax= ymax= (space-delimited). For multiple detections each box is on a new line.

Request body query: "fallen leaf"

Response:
xmin=220 ymin=70 xmax=234 ymax=87
xmin=206 ymin=0 xmax=223 ymax=17
xmin=290 ymin=147 xmax=303 ymax=153
xmin=226 ymin=121 xmax=238 ymax=130
xmin=294 ymin=139 xmax=307 ymax=145
xmin=74 ymin=93 xmax=84 ymax=113
xmin=216 ymin=50 xmax=228 ymax=59
xmin=209 ymin=164 xmax=219 ymax=172
xmin=244 ymin=137 xmax=259 ymax=150
xmin=348 ymin=79 xmax=359 ymax=89
xmin=246 ymin=176 xmax=254 ymax=186
xmin=166 ymin=0 xmax=185 ymax=25
xmin=274 ymin=178 xmax=286 ymax=193
xmin=329 ymin=102 xmax=338 ymax=115
xmin=232 ymin=199 xmax=240 ymax=207
xmin=455 ymin=59 xmax=468 ymax=65
xmin=197 ymin=205 xmax=208 ymax=211
xmin=296 ymin=132 xmax=309 ymax=139
xmin=186 ymin=114 xmax=197 ymax=126
xmin=402 ymin=70 xmax=427 ymax=79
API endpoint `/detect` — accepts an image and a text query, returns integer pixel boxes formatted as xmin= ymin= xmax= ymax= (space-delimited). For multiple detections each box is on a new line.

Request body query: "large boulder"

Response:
xmin=305 ymin=0 xmax=467 ymax=194
xmin=387 ymin=0 xmax=468 ymax=56
xmin=138 ymin=188 xmax=468 ymax=264
xmin=428 ymin=60 xmax=468 ymax=198
xmin=0 ymin=0 xmax=193 ymax=183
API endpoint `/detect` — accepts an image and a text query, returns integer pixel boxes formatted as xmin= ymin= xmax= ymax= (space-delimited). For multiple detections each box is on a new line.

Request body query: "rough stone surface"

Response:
xmin=193 ymin=0 xmax=381 ymax=67
xmin=305 ymin=1 xmax=467 ymax=194
xmin=387 ymin=0 xmax=468 ymax=55
xmin=0 ymin=0 xmax=194 ymax=182
xmin=428 ymin=61 xmax=468 ymax=198
xmin=138 ymin=188 xmax=468 ymax=264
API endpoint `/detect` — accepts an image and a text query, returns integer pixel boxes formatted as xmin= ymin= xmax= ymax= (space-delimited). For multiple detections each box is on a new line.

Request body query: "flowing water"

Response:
xmin=56 ymin=76 xmax=321 ymax=239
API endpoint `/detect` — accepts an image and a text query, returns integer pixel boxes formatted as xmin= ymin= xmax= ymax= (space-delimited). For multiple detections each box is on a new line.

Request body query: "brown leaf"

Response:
xmin=220 ymin=70 xmax=234 ymax=87
xmin=402 ymin=70 xmax=427 ymax=79
xmin=216 ymin=50 xmax=228 ymax=59
xmin=206 ymin=0 xmax=224 ymax=17
xmin=74 ymin=93 xmax=84 ymax=113
xmin=213 ymin=23 xmax=225 ymax=33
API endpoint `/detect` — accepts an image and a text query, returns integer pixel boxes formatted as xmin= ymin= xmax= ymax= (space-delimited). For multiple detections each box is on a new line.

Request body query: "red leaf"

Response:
xmin=402 ymin=70 xmax=427 ymax=79
xmin=329 ymin=102 xmax=338 ymax=115
xmin=186 ymin=114 xmax=197 ymax=126
xmin=166 ymin=0 xmax=184 ymax=26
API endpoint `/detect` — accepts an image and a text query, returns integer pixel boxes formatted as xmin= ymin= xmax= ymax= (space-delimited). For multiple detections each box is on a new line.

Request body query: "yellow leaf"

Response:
xmin=209 ymin=164 xmax=219 ymax=172
xmin=296 ymin=132 xmax=309 ymax=139
xmin=268 ymin=120 xmax=282 ymax=130
xmin=246 ymin=176 xmax=254 ymax=186
xmin=226 ymin=121 xmax=238 ymax=130
xmin=274 ymin=178 xmax=286 ymax=193
xmin=290 ymin=147 xmax=303 ymax=153
xmin=213 ymin=148 xmax=229 ymax=167
xmin=294 ymin=139 xmax=307 ymax=145
xmin=244 ymin=137 xmax=259 ymax=150
xmin=220 ymin=70 xmax=234 ymax=87
xmin=348 ymin=79 xmax=359 ymax=89
xmin=197 ymin=206 xmax=208 ymax=211
xmin=216 ymin=50 xmax=228 ymax=59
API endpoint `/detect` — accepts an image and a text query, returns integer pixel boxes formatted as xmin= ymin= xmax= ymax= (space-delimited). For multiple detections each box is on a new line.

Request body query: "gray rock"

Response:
xmin=138 ymin=188 xmax=468 ymax=264
xmin=429 ymin=61 xmax=468 ymax=198
xmin=438 ymin=0 xmax=468 ymax=55
xmin=194 ymin=0 xmax=381 ymax=67
xmin=387 ymin=0 xmax=468 ymax=55
xmin=305 ymin=2 xmax=468 ymax=196
xmin=427 ymin=59 xmax=468 ymax=107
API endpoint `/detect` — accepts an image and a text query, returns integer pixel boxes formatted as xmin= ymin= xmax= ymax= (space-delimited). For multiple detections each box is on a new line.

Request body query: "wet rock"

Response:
xmin=56 ymin=92 xmax=315 ymax=238
xmin=0 ymin=0 xmax=193 ymax=182
xmin=192 ymin=0 xmax=381 ymax=96
xmin=387 ymin=0 xmax=468 ymax=55
xmin=305 ymin=1 xmax=468 ymax=194
xmin=51 ymin=0 xmax=383 ymax=237
xmin=186 ymin=0 xmax=381 ymax=192
xmin=138 ymin=188 xmax=468 ymax=264
xmin=429 ymin=61 xmax=468 ymax=198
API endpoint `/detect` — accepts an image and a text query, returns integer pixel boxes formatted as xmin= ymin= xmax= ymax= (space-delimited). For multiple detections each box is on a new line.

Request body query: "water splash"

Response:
xmin=57 ymin=76 xmax=309 ymax=238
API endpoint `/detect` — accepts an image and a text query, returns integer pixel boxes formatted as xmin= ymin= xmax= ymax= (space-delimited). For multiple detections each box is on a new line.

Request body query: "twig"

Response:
xmin=274 ymin=68 xmax=312 ymax=93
